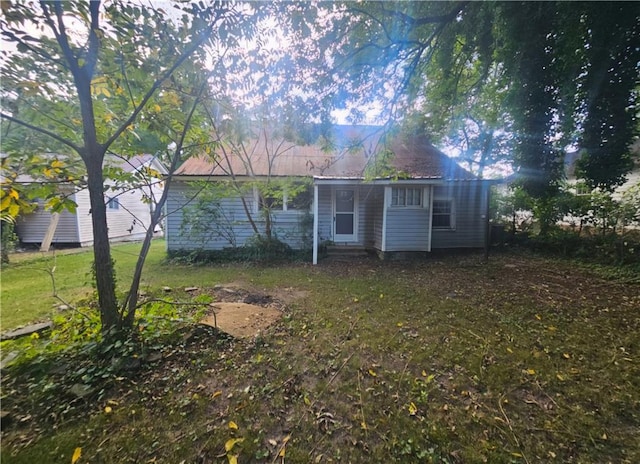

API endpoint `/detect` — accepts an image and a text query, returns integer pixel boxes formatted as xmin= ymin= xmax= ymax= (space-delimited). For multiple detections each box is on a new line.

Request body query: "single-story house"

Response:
xmin=166 ymin=126 xmax=497 ymax=263
xmin=16 ymin=154 xmax=166 ymax=248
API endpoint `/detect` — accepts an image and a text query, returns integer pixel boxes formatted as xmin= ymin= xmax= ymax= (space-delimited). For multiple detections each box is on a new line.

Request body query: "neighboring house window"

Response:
xmin=575 ymin=183 xmax=591 ymax=196
xmin=107 ymin=197 xmax=120 ymax=210
xmin=391 ymin=187 xmax=422 ymax=207
xmin=432 ymin=199 xmax=454 ymax=229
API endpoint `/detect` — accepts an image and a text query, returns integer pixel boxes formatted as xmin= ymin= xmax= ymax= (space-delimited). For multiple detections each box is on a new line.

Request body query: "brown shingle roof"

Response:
xmin=175 ymin=126 xmax=477 ymax=181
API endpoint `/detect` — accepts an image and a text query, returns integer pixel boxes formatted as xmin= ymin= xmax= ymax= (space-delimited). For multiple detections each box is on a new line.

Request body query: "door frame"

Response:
xmin=332 ymin=187 xmax=359 ymax=243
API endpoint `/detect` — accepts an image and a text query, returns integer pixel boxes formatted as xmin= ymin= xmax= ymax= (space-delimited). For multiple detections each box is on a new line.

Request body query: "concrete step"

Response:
xmin=326 ymin=245 xmax=369 ymax=257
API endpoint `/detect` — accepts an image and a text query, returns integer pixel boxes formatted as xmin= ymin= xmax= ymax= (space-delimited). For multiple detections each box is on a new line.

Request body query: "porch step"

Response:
xmin=326 ymin=245 xmax=369 ymax=257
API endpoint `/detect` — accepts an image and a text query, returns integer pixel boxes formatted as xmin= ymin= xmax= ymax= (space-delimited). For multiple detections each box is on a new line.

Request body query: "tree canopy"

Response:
xmin=0 ymin=0 xmax=266 ymax=333
xmin=306 ymin=1 xmax=639 ymax=191
xmin=1 ymin=1 xmax=638 ymax=335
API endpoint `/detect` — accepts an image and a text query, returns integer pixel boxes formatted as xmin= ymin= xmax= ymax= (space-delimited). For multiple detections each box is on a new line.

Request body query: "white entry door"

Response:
xmin=334 ymin=188 xmax=358 ymax=242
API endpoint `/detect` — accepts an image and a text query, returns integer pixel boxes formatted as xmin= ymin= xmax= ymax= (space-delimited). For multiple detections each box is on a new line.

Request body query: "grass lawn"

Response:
xmin=1 ymin=247 xmax=639 ymax=463
xmin=1 ymin=240 xmax=168 ymax=330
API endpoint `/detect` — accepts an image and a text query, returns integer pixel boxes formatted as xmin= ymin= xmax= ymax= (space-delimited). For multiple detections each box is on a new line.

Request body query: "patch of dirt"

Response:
xmin=197 ymin=285 xmax=308 ymax=339
xmin=201 ymin=302 xmax=282 ymax=339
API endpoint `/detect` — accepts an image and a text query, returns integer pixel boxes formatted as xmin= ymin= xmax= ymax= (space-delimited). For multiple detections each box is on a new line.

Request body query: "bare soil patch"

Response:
xmin=201 ymin=302 xmax=282 ymax=339
xmin=197 ymin=284 xmax=308 ymax=339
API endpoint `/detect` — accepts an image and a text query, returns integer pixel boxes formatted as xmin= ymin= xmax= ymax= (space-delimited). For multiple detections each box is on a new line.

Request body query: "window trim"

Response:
xmin=431 ymin=197 xmax=455 ymax=230
xmin=283 ymin=186 xmax=312 ymax=212
xmin=574 ymin=183 xmax=591 ymax=196
xmin=254 ymin=184 xmax=312 ymax=214
xmin=390 ymin=187 xmax=423 ymax=208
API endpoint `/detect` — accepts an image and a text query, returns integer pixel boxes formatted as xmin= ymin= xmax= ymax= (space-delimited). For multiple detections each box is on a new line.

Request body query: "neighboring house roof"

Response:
xmin=13 ymin=153 xmax=167 ymax=184
xmin=565 ymin=140 xmax=640 ymax=181
xmin=111 ymin=153 xmax=169 ymax=175
xmin=175 ymin=126 xmax=478 ymax=181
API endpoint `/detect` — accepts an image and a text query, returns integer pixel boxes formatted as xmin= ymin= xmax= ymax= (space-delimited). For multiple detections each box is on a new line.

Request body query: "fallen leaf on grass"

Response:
xmin=279 ymin=435 xmax=291 ymax=457
xmin=225 ymin=437 xmax=244 ymax=452
xmin=71 ymin=447 xmax=82 ymax=464
xmin=408 ymin=402 xmax=418 ymax=416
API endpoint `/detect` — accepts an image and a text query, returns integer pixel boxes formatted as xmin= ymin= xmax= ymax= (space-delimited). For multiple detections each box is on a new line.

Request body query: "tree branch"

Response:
xmin=375 ymin=1 xmax=469 ymax=27
xmin=0 ymin=29 xmax=67 ymax=69
xmin=0 ymin=112 xmax=81 ymax=152
xmin=102 ymin=26 xmax=214 ymax=152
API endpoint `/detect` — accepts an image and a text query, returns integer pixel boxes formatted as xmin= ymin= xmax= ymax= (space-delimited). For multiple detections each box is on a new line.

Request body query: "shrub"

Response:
xmin=168 ymin=235 xmax=311 ymax=264
xmin=515 ymin=229 xmax=640 ymax=266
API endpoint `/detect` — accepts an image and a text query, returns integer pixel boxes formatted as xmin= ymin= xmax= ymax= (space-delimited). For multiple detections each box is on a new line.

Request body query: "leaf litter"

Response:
xmin=1 ymin=251 xmax=639 ymax=463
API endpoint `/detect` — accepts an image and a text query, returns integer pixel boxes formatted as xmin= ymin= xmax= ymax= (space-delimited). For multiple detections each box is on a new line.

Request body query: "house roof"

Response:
xmin=175 ymin=126 xmax=478 ymax=182
xmin=13 ymin=153 xmax=167 ymax=184
xmin=110 ymin=153 xmax=168 ymax=175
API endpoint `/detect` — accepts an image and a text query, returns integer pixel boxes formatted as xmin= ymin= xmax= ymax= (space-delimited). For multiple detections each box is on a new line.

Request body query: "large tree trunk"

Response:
xmin=85 ymin=156 xmax=120 ymax=332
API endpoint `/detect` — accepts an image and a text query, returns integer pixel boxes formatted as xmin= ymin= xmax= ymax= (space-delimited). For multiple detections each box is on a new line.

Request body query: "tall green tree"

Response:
xmin=310 ymin=1 xmax=639 ymax=200
xmin=575 ymin=2 xmax=639 ymax=191
xmin=0 ymin=1 xmax=259 ymax=334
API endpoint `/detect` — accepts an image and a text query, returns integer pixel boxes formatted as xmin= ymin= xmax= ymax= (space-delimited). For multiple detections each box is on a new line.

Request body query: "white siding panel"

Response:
xmin=385 ymin=207 xmax=430 ymax=251
xmin=16 ymin=197 xmax=80 ymax=244
xmin=105 ymin=187 xmax=151 ymax=243
xmin=75 ymin=189 xmax=94 ymax=245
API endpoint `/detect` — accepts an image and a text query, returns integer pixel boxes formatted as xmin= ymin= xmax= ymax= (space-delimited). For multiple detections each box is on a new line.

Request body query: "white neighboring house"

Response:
xmin=16 ymin=154 xmax=166 ymax=248
xmin=565 ymin=147 xmax=640 ymax=200
xmin=562 ymin=144 xmax=640 ymax=229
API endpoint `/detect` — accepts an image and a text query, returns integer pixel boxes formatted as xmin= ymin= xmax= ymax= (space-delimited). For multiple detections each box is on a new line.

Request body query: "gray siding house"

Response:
xmin=166 ymin=126 xmax=494 ymax=263
xmin=16 ymin=154 xmax=166 ymax=248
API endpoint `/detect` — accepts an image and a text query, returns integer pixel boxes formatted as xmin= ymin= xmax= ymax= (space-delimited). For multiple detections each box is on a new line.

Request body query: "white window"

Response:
xmin=256 ymin=183 xmax=312 ymax=212
xmin=575 ymin=183 xmax=591 ymax=196
xmin=107 ymin=197 xmax=120 ymax=210
xmin=391 ymin=187 xmax=422 ymax=207
xmin=284 ymin=184 xmax=312 ymax=211
xmin=432 ymin=199 xmax=454 ymax=229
